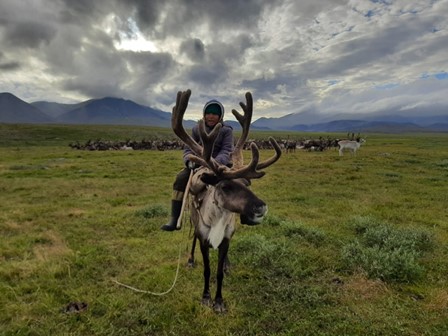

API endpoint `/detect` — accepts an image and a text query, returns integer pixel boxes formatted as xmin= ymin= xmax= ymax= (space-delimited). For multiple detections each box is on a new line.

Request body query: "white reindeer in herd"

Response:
xmin=338 ymin=138 xmax=366 ymax=156
xmin=171 ymin=89 xmax=281 ymax=313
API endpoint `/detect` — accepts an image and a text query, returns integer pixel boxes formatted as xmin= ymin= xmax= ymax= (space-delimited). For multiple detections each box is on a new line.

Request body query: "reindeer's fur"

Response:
xmin=190 ymin=175 xmax=265 ymax=249
xmin=191 ymin=184 xmax=236 ymax=249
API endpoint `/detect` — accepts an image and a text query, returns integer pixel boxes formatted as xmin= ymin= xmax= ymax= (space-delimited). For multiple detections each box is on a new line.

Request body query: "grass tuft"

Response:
xmin=280 ymin=220 xmax=326 ymax=246
xmin=135 ymin=205 xmax=168 ymax=218
xmin=342 ymin=216 xmax=435 ymax=283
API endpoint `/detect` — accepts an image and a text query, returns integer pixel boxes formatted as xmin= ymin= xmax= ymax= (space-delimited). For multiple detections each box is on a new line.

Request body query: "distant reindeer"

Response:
xmin=172 ymin=89 xmax=281 ymax=313
xmin=338 ymin=138 xmax=366 ymax=156
xmin=285 ymin=140 xmax=297 ymax=153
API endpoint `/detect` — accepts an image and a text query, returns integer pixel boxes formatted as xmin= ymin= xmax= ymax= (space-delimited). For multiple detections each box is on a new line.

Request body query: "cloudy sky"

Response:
xmin=1 ymin=0 xmax=447 ymax=121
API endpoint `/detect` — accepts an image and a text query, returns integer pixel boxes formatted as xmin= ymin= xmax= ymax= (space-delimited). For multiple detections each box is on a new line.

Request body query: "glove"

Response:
xmin=186 ymin=160 xmax=198 ymax=170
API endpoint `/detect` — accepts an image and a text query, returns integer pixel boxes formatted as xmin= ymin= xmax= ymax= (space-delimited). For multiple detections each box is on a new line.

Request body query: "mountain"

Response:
xmin=54 ymin=97 xmax=176 ymax=127
xmin=0 ymin=92 xmax=54 ymax=123
xmin=31 ymin=101 xmax=84 ymax=118
xmin=2 ymin=92 xmax=448 ymax=132
xmin=253 ymin=109 xmax=320 ymax=130
xmin=1 ymin=92 xmax=196 ymax=128
xmin=252 ymin=106 xmax=448 ymax=132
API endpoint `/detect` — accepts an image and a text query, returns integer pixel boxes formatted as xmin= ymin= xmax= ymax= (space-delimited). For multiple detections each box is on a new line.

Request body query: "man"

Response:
xmin=161 ymin=99 xmax=234 ymax=231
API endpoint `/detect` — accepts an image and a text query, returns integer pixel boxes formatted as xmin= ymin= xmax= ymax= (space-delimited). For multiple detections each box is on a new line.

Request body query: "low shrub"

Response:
xmin=135 ymin=205 xmax=168 ymax=218
xmin=233 ymin=234 xmax=284 ymax=269
xmin=341 ymin=216 xmax=434 ymax=283
xmin=280 ymin=220 xmax=326 ymax=246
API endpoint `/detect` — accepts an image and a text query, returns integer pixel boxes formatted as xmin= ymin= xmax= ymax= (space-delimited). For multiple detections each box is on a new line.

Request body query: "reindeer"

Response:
xmin=171 ymin=89 xmax=281 ymax=313
xmin=338 ymin=138 xmax=366 ymax=156
xmin=285 ymin=140 xmax=297 ymax=153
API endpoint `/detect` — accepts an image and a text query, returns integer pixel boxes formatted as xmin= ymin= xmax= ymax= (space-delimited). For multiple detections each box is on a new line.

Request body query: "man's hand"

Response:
xmin=186 ymin=160 xmax=198 ymax=170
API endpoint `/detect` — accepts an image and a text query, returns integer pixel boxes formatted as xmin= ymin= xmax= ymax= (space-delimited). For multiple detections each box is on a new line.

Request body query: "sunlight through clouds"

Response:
xmin=110 ymin=17 xmax=159 ymax=52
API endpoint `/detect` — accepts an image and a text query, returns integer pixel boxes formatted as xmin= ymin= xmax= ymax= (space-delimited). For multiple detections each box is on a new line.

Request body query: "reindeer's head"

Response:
xmin=171 ymin=89 xmax=281 ymax=225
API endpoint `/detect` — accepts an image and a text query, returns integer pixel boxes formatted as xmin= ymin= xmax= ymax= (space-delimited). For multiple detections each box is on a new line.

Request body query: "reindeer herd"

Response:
xmin=68 ymin=138 xmax=185 ymax=151
xmin=276 ymin=132 xmax=366 ymax=155
xmin=70 ymin=132 xmax=365 ymax=156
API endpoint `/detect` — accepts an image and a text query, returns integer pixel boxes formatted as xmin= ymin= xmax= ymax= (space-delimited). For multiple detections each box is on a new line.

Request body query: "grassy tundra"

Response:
xmin=1 ymin=124 xmax=447 ymax=335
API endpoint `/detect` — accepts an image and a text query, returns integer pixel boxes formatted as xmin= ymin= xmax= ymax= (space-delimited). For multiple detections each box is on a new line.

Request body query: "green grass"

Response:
xmin=1 ymin=124 xmax=448 ymax=335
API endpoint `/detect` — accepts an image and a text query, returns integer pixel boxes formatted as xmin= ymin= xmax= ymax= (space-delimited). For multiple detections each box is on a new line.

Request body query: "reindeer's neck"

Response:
xmin=195 ymin=187 xmax=235 ymax=249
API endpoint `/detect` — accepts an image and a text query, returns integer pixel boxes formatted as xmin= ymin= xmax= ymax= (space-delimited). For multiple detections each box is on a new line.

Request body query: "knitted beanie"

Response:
xmin=203 ymin=99 xmax=224 ymax=121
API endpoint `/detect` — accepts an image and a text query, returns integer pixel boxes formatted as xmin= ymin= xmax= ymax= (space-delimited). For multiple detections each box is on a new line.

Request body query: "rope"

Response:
xmin=111 ymin=242 xmax=182 ymax=296
xmin=112 ymin=192 xmax=193 ymax=296
xmin=177 ymin=169 xmax=194 ymax=229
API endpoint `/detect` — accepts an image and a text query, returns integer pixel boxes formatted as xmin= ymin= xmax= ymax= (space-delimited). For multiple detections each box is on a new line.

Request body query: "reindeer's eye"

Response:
xmin=220 ymin=182 xmax=233 ymax=193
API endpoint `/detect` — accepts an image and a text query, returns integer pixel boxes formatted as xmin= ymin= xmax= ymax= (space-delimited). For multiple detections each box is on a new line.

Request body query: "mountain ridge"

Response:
xmin=1 ymin=92 xmax=447 ymax=132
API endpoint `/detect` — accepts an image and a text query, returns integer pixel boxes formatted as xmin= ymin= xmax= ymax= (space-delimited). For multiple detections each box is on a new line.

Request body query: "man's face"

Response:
xmin=204 ymin=113 xmax=220 ymax=128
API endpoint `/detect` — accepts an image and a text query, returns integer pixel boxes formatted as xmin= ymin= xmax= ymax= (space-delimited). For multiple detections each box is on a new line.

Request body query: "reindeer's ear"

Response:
xmin=200 ymin=173 xmax=220 ymax=185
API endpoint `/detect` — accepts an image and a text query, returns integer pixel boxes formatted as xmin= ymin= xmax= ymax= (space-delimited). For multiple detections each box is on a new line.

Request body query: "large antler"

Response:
xmin=171 ymin=89 xmax=225 ymax=173
xmin=258 ymin=137 xmax=282 ymax=170
xmin=231 ymin=92 xmax=253 ymax=169
xmin=231 ymin=92 xmax=282 ymax=171
xmin=173 ymin=89 xmax=280 ymax=181
xmin=171 ymin=90 xmax=203 ymax=156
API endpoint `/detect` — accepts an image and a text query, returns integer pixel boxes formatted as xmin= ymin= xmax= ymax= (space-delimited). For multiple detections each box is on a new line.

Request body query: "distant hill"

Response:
xmin=1 ymin=92 xmax=448 ymax=132
xmin=0 ymin=92 xmax=54 ymax=123
xmin=31 ymin=101 xmax=84 ymax=119
xmin=252 ymin=107 xmax=448 ymax=133
xmin=1 ymin=93 xmax=196 ymax=128
xmin=286 ymin=120 xmax=429 ymax=133
xmin=54 ymin=97 xmax=175 ymax=127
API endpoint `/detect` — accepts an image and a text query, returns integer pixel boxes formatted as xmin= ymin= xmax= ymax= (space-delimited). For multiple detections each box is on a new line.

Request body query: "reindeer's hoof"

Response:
xmin=187 ymin=258 xmax=195 ymax=268
xmin=213 ymin=299 xmax=227 ymax=314
xmin=201 ymin=294 xmax=212 ymax=307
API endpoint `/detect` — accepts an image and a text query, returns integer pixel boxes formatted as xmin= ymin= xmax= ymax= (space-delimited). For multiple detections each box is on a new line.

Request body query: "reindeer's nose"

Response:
xmin=254 ymin=204 xmax=267 ymax=217
xmin=241 ymin=200 xmax=267 ymax=226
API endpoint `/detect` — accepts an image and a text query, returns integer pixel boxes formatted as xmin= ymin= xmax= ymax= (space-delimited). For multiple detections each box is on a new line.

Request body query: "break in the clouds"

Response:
xmin=0 ymin=0 xmax=447 ymax=121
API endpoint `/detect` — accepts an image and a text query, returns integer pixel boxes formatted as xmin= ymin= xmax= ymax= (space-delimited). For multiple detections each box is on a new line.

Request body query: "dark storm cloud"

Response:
xmin=0 ymin=11 xmax=57 ymax=49
xmin=55 ymin=0 xmax=112 ymax=24
xmin=179 ymin=33 xmax=255 ymax=90
xmin=126 ymin=0 xmax=272 ymax=37
xmin=0 ymin=61 xmax=20 ymax=71
xmin=180 ymin=38 xmax=205 ymax=63
xmin=123 ymin=50 xmax=175 ymax=103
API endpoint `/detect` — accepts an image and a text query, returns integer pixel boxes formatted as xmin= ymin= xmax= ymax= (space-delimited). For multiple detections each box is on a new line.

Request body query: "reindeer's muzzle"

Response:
xmin=240 ymin=203 xmax=267 ymax=226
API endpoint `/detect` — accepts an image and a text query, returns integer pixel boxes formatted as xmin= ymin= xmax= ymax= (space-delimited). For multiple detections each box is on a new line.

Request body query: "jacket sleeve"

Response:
xmin=182 ymin=125 xmax=200 ymax=165
xmin=214 ymin=126 xmax=234 ymax=166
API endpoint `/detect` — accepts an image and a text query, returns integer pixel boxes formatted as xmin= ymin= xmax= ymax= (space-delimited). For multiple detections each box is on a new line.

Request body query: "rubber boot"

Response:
xmin=161 ymin=200 xmax=182 ymax=231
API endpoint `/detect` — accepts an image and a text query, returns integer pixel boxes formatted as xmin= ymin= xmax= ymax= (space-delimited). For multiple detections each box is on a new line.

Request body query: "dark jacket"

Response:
xmin=182 ymin=121 xmax=234 ymax=166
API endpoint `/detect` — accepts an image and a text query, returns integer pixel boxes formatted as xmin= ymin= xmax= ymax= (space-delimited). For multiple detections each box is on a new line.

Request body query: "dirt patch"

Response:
xmin=424 ymin=289 xmax=448 ymax=312
xmin=33 ymin=230 xmax=72 ymax=261
xmin=340 ymin=272 xmax=389 ymax=302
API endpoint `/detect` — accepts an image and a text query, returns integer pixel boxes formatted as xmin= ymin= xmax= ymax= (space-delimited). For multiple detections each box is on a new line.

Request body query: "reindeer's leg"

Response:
xmin=214 ymin=237 xmax=230 ymax=313
xmin=223 ymin=254 xmax=231 ymax=275
xmin=187 ymin=235 xmax=197 ymax=268
xmin=199 ymin=240 xmax=212 ymax=306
